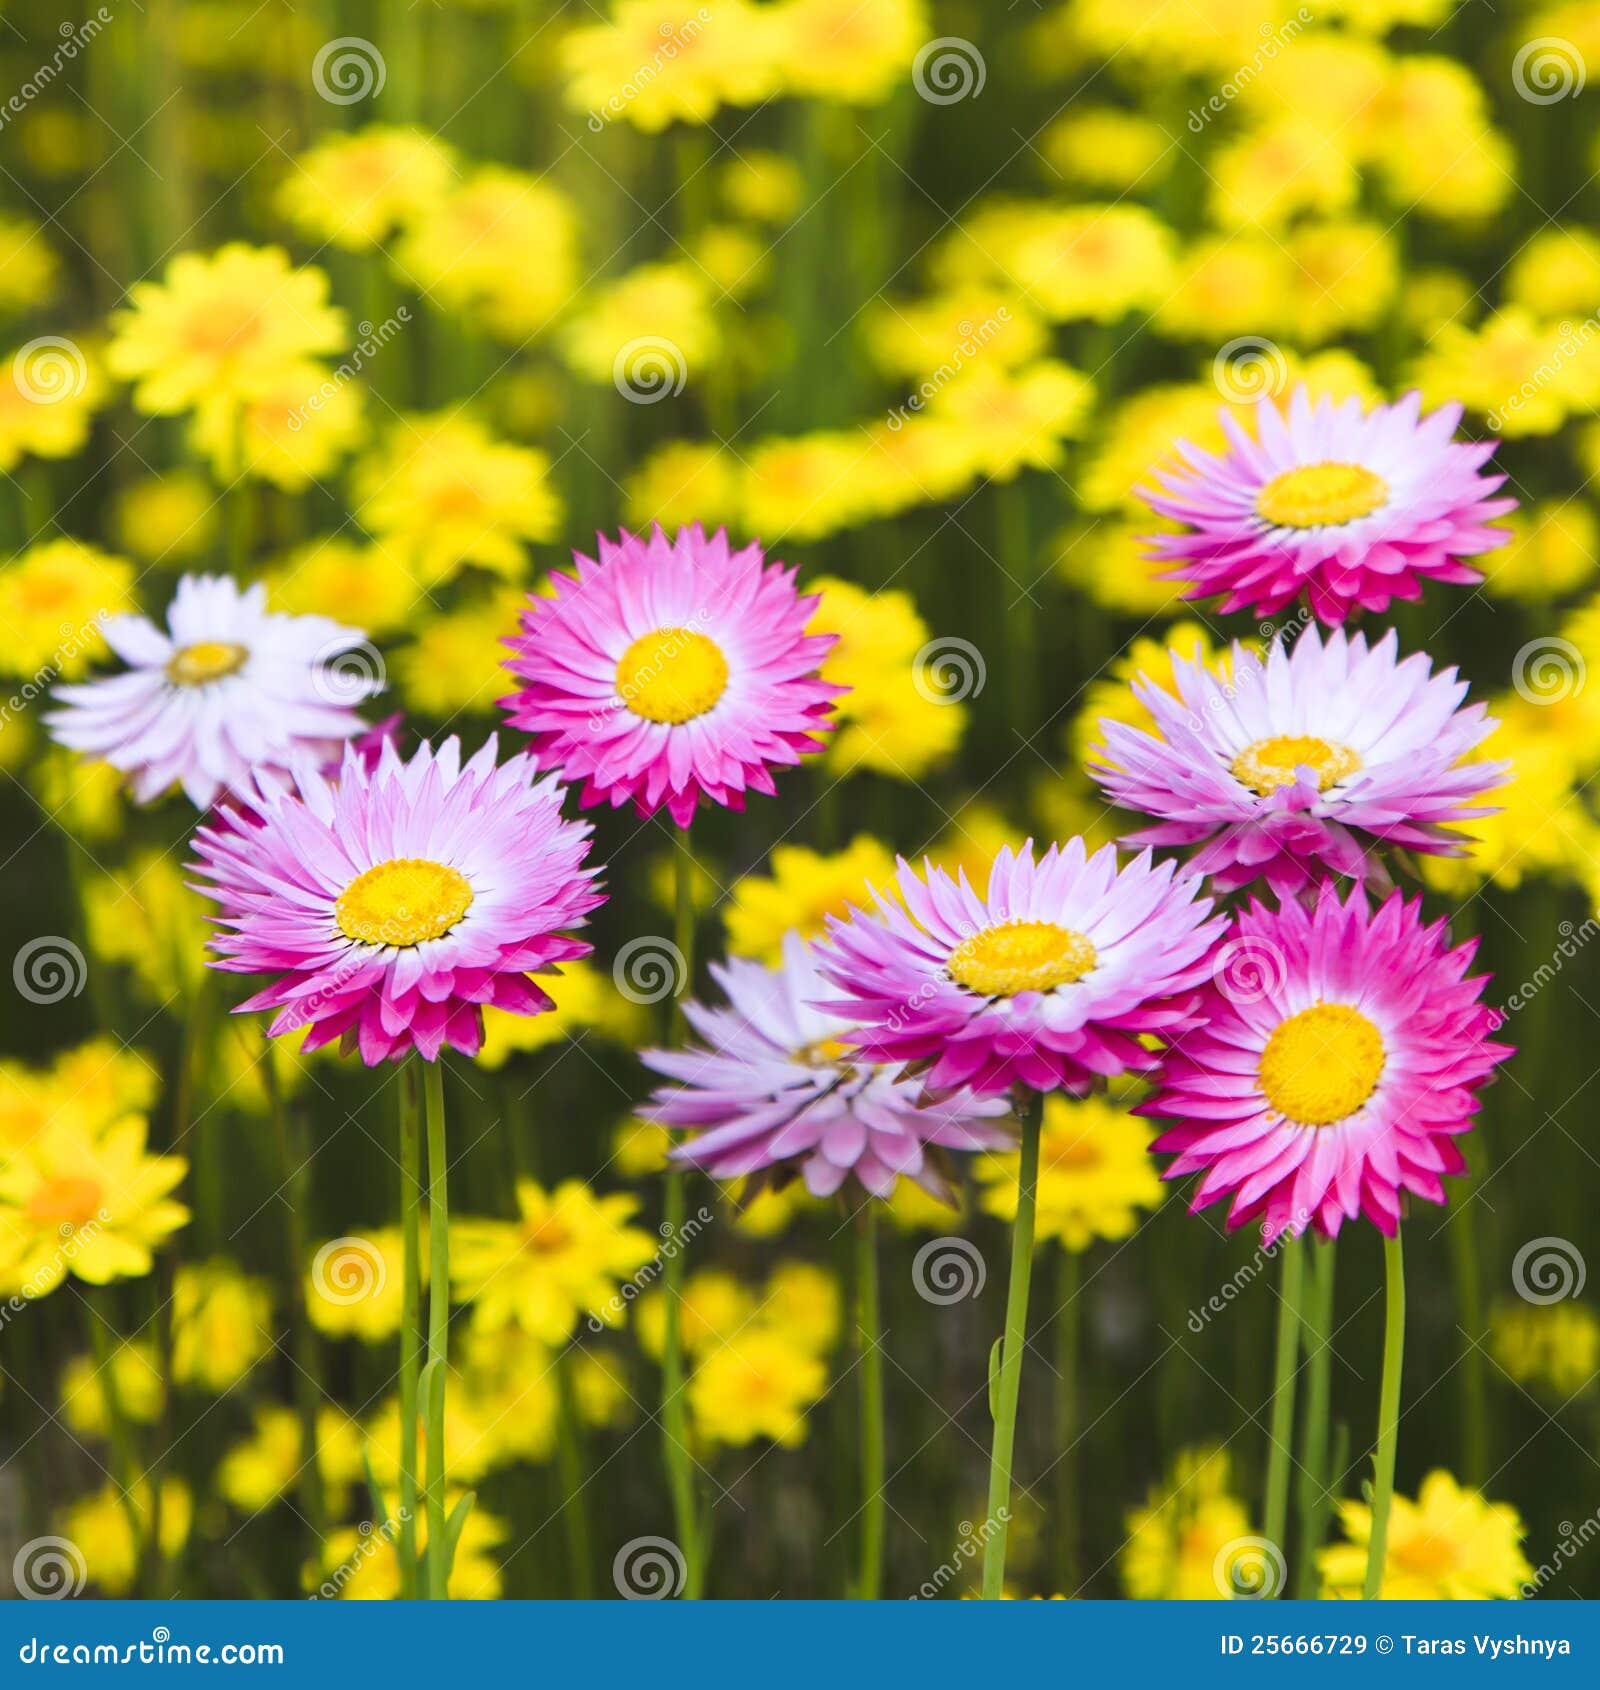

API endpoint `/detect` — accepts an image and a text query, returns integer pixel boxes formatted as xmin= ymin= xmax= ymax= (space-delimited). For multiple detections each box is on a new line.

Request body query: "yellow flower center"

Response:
xmin=334 ymin=858 xmax=474 ymax=948
xmin=1231 ymin=734 xmax=1361 ymax=796
xmin=1258 ymin=1003 xmax=1385 ymax=1127
xmin=166 ymin=641 xmax=248 ymax=686
xmin=521 ymin=1215 xmax=575 ymax=1256
xmin=797 ymin=1036 xmax=853 ymax=1066
xmin=947 ymin=920 xmax=1098 ymax=997
xmin=26 ymin=1175 xmax=105 ymax=1229
xmin=1256 ymin=462 xmax=1388 ymax=529
xmin=616 ymin=627 xmax=729 ymax=724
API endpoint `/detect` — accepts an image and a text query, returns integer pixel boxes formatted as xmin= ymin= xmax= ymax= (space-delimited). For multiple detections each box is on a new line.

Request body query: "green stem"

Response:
xmin=88 ymin=1310 xmax=146 ymax=1567
xmin=423 ymin=1061 xmax=450 ymax=1600
xmin=1054 ymin=1248 xmax=1081 ymax=1595
xmin=1364 ymin=1229 xmax=1406 ymax=1601
xmin=997 ymin=483 xmax=1033 ymax=748
xmin=1448 ymin=1178 xmax=1489 ymax=1485
xmin=554 ymin=1350 xmax=595 ymax=1598
xmin=1262 ymin=1233 xmax=1304 ymax=1590
xmin=856 ymin=1206 xmax=884 ymax=1600
xmin=397 ymin=1064 xmax=423 ymax=1599
xmin=981 ymin=1088 xmax=1042 ymax=1600
xmin=1294 ymin=1239 xmax=1338 ymax=1599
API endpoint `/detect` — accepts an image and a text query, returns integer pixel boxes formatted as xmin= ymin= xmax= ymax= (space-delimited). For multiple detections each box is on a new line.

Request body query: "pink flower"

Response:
xmin=501 ymin=524 xmax=842 ymax=827
xmin=191 ymin=736 xmax=603 ymax=1065
xmin=815 ymin=840 xmax=1226 ymax=1098
xmin=1141 ymin=387 xmax=1514 ymax=624
xmin=1144 ymin=884 xmax=1510 ymax=1241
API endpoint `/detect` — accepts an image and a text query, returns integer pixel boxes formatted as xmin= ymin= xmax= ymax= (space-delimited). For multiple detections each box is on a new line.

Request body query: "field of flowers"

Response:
xmin=1 ymin=0 xmax=1598 ymax=1605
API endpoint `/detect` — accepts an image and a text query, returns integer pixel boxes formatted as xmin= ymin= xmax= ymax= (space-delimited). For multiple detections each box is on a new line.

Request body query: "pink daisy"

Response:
xmin=501 ymin=524 xmax=842 ymax=828
xmin=1144 ymin=884 xmax=1510 ymax=1242
xmin=1091 ymin=626 xmax=1508 ymax=898
xmin=815 ymin=840 xmax=1226 ymax=1098
xmin=48 ymin=574 xmax=380 ymax=809
xmin=191 ymin=735 xmax=603 ymax=1065
xmin=1141 ymin=387 xmax=1515 ymax=624
xmin=643 ymin=931 xmax=1012 ymax=1202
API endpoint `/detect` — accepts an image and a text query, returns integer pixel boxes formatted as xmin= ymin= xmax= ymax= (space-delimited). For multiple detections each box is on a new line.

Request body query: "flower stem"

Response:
xmin=397 ymin=1063 xmax=423 ymax=1599
xmin=981 ymin=1088 xmax=1042 ymax=1599
xmin=1262 ymin=1231 xmax=1304 ymax=1589
xmin=423 ymin=1060 xmax=450 ymax=1600
xmin=856 ymin=1204 xmax=884 ymax=1599
xmin=1054 ymin=1247 xmax=1081 ymax=1594
xmin=554 ymin=1349 xmax=596 ymax=1598
xmin=1364 ymin=1228 xmax=1406 ymax=1601
xmin=88 ymin=1307 xmax=145 ymax=1567
xmin=1294 ymin=1238 xmax=1338 ymax=1599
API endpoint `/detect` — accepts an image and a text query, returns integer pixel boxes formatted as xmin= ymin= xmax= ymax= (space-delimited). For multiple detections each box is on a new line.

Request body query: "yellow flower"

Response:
xmin=1398 ymin=269 xmax=1477 ymax=340
xmin=59 ymin=1340 xmax=164 ymax=1439
xmin=1319 ymin=1470 xmax=1533 ymax=1599
xmin=362 ymin=1378 xmax=505 ymax=1485
xmin=741 ymin=431 xmax=872 ymax=542
xmin=83 ymin=848 xmax=211 ymax=1002
xmin=1121 ymin=1446 xmax=1254 ymax=1600
xmin=28 ymin=748 xmax=127 ymax=842
xmin=277 ymin=125 xmax=456 ymax=250
xmin=638 ymin=1268 xmax=758 ymax=1361
xmin=858 ymin=418 xmax=978 ymax=514
xmin=612 ymin=1115 xmax=671 ymax=1179
xmin=697 ymin=224 xmax=771 ymax=298
xmin=190 ymin=362 xmax=366 ymax=490
xmin=60 ymin=1478 xmax=191 ymax=1596
xmin=760 ymin=1261 xmax=842 ymax=1353
xmin=456 ymin=1326 xmax=560 ymax=1465
xmin=1008 ymin=206 xmax=1175 ymax=323
xmin=625 ymin=441 xmax=743 ymax=533
xmin=572 ymin=1350 xmax=633 ymax=1429
xmin=865 ymin=288 xmax=1046 ymax=381
xmin=1284 ymin=220 xmax=1399 ymax=345
xmin=1039 ymin=108 xmax=1169 ymax=193
xmin=393 ymin=585 xmax=527 ymax=717
xmin=976 ymin=1094 xmax=1163 ymax=1251
xmin=725 ymin=836 xmax=897 ymax=963
xmin=924 ymin=801 xmax=1025 ymax=889
xmin=1154 ymin=235 xmax=1290 ymax=342
xmin=1070 ymin=621 xmax=1238 ymax=769
xmin=315 ymin=1498 xmax=506 ymax=1599
xmin=930 ymin=362 xmax=1093 ymax=481
xmin=172 ymin=1260 xmax=273 ymax=1391
xmin=478 ymin=960 xmax=646 ymax=1067
xmin=0 ymin=1117 xmax=187 ymax=1295
xmin=1208 ymin=122 xmax=1358 ymax=231
xmin=720 ymin=150 xmax=804 ymax=223
xmin=1410 ymin=309 xmax=1586 ymax=438
xmin=885 ymin=1175 xmax=967 ymax=1232
xmin=1489 ymin=1301 xmax=1600 ymax=1400
xmin=0 ymin=538 xmax=134 ymax=680
xmin=1030 ymin=770 xmax=1124 ymax=858
xmin=112 ymin=472 xmax=218 ymax=567
xmin=107 ymin=243 xmax=346 ymax=414
xmin=561 ymin=261 xmax=720 ymax=385
xmin=1054 ymin=516 xmax=1185 ymax=616
xmin=775 ymin=0 xmax=928 ymax=104
xmin=306 ymin=1228 xmax=418 ymax=1344
xmin=266 ymin=536 xmax=421 ymax=636
xmin=1481 ymin=501 xmax=1597 ymax=603
xmin=1371 ymin=59 xmax=1511 ymax=222
xmin=688 ymin=1328 xmax=827 ymax=1448
xmin=727 ymin=1180 xmax=817 ymax=1238
xmin=1508 ymin=227 xmax=1600 ymax=319
xmin=0 ymin=339 xmax=104 ymax=472
xmin=355 ymin=412 xmax=560 ymax=584
xmin=42 ymin=1039 xmax=160 ymax=1140
xmin=452 ymin=1179 xmax=657 ymax=1341
xmin=217 ymin=1404 xmax=314 ymax=1513
xmin=1077 ymin=383 xmax=1241 ymax=515
xmin=0 ymin=214 xmax=59 ymax=314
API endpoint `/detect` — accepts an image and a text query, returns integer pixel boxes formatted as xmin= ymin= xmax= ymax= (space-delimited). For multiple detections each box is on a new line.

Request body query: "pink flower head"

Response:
xmin=1141 ymin=387 xmax=1514 ymax=624
xmin=191 ymin=735 xmax=604 ymax=1065
xmin=815 ymin=840 xmax=1226 ymax=1099
xmin=1144 ymin=884 xmax=1510 ymax=1242
xmin=643 ymin=932 xmax=1013 ymax=1203
xmin=48 ymin=574 xmax=381 ymax=809
xmin=1091 ymin=626 xmax=1508 ymax=898
xmin=501 ymin=524 xmax=842 ymax=827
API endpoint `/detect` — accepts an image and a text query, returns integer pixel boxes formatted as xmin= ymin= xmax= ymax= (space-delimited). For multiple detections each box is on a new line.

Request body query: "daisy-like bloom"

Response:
xmin=1120 ymin=1446 xmax=1256 ymax=1600
xmin=687 ymin=1328 xmax=828 ymax=1448
xmin=1146 ymin=884 xmax=1510 ymax=1242
xmin=502 ymin=524 xmax=841 ymax=828
xmin=817 ymin=840 xmax=1224 ymax=1098
xmin=1092 ymin=626 xmax=1508 ymax=897
xmin=190 ymin=736 xmax=604 ymax=1065
xmin=48 ymin=574 xmax=379 ymax=809
xmin=644 ymin=932 xmax=1012 ymax=1203
xmin=1142 ymin=386 xmax=1515 ymax=623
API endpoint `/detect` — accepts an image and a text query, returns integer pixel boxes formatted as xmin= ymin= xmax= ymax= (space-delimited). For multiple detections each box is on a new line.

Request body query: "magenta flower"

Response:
xmin=501 ymin=524 xmax=842 ymax=827
xmin=1144 ymin=884 xmax=1510 ymax=1242
xmin=643 ymin=932 xmax=1012 ymax=1202
xmin=815 ymin=840 xmax=1225 ymax=1098
xmin=1091 ymin=626 xmax=1507 ymax=897
xmin=1142 ymin=387 xmax=1514 ymax=624
xmin=191 ymin=736 xmax=603 ymax=1065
